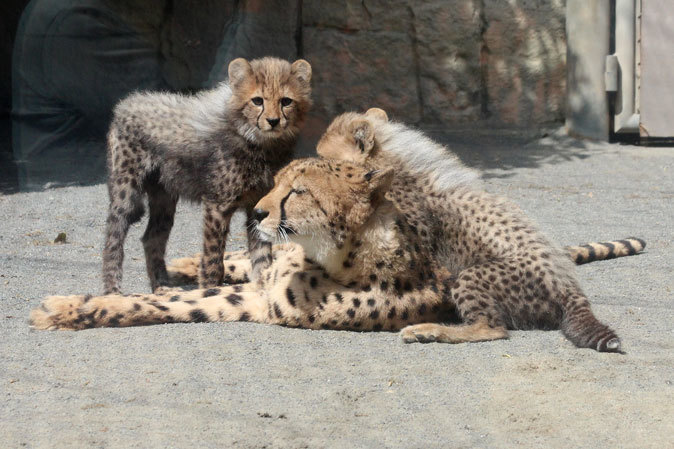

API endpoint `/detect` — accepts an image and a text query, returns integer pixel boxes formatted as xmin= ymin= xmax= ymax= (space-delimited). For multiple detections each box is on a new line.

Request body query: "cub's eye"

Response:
xmin=251 ymin=97 xmax=264 ymax=106
xmin=281 ymin=97 xmax=293 ymax=107
xmin=292 ymin=188 xmax=306 ymax=195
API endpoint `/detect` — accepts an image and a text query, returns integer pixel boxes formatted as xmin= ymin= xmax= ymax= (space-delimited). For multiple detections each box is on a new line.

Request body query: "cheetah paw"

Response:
xmin=29 ymin=294 xmax=91 ymax=330
xmin=167 ymin=256 xmax=200 ymax=285
xmin=400 ymin=325 xmax=438 ymax=344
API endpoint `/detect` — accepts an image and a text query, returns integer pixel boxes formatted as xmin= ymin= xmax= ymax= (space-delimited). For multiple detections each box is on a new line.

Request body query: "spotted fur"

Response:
xmin=32 ymin=160 xmax=458 ymax=336
xmin=315 ymin=111 xmax=640 ymax=352
xmin=34 ymin=159 xmax=623 ymax=352
xmin=102 ymin=57 xmax=311 ymax=294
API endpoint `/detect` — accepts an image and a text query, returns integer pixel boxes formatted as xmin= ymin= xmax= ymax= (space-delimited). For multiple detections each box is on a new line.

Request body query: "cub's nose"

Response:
xmin=266 ymin=118 xmax=280 ymax=128
xmin=253 ymin=208 xmax=269 ymax=222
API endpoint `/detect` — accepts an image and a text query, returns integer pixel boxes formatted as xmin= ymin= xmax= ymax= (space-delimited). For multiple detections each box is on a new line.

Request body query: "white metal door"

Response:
xmin=639 ymin=0 xmax=674 ymax=138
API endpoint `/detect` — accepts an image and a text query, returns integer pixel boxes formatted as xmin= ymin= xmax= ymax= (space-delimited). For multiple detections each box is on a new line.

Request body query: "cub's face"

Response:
xmin=316 ymin=108 xmax=389 ymax=163
xmin=254 ymin=158 xmax=392 ymax=247
xmin=228 ymin=57 xmax=312 ymax=143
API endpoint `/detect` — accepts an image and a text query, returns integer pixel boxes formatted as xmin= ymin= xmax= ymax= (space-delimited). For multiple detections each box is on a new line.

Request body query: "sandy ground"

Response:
xmin=1 ymin=130 xmax=672 ymax=448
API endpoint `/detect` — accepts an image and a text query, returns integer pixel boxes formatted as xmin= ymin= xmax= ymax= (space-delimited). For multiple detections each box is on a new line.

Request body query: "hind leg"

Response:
xmin=102 ymin=176 xmax=144 ymax=294
xmin=142 ymin=183 xmax=177 ymax=292
xmin=402 ymin=264 xmax=513 ymax=345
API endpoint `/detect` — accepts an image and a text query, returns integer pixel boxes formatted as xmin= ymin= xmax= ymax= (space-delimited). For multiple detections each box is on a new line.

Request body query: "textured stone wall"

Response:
xmin=4 ymin=0 xmax=566 ymax=138
xmin=302 ymin=0 xmax=566 ymax=128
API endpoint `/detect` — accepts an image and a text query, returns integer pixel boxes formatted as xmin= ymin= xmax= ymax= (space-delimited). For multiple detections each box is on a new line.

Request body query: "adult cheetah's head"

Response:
xmin=316 ymin=108 xmax=389 ymax=163
xmin=253 ymin=158 xmax=393 ymax=248
xmin=228 ymin=57 xmax=312 ymax=144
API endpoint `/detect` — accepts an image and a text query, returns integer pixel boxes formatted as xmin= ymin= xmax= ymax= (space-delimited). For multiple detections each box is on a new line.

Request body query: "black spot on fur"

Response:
xmin=169 ymin=295 xmax=180 ymax=302
xmin=239 ymin=312 xmax=250 ymax=322
xmin=286 ymin=288 xmax=296 ymax=307
xmin=227 ymin=294 xmax=243 ymax=306
xmin=418 ymin=304 xmax=427 ymax=315
xmin=189 ymin=309 xmax=209 ymax=323
xmin=203 ymin=288 xmax=221 ymax=298
xmin=108 ymin=313 xmax=124 ymax=327
xmin=274 ymin=303 xmax=284 ymax=318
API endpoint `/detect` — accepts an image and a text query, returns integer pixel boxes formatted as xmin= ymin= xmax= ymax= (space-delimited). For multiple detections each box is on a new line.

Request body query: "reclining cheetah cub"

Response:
xmin=33 ymin=159 xmax=625 ymax=352
xmin=313 ymin=109 xmax=645 ymax=352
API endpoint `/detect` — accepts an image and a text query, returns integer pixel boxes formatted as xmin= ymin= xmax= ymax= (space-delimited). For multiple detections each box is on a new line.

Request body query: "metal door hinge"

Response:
xmin=605 ymin=54 xmax=619 ymax=92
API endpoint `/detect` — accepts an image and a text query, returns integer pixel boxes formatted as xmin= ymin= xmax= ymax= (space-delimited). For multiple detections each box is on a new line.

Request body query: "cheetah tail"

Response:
xmin=560 ymin=294 xmax=622 ymax=353
xmin=565 ymin=237 xmax=646 ymax=265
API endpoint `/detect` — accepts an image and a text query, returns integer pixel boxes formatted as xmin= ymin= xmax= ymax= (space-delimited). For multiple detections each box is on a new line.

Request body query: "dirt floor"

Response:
xmin=1 ymin=129 xmax=672 ymax=448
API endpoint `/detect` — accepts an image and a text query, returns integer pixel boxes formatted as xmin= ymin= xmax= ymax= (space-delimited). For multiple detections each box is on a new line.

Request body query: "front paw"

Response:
xmin=30 ymin=295 xmax=92 ymax=330
xmin=167 ymin=256 xmax=200 ymax=285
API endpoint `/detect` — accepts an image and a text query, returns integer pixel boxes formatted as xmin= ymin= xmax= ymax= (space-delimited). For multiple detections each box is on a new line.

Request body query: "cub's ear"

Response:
xmin=228 ymin=58 xmax=253 ymax=87
xmin=365 ymin=108 xmax=389 ymax=122
xmin=364 ymin=167 xmax=394 ymax=193
xmin=346 ymin=167 xmax=394 ymax=230
xmin=348 ymin=119 xmax=376 ymax=154
xmin=291 ymin=59 xmax=312 ymax=85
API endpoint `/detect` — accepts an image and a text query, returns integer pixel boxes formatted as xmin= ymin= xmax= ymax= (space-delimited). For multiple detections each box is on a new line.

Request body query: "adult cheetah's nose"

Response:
xmin=266 ymin=118 xmax=280 ymax=128
xmin=253 ymin=208 xmax=269 ymax=222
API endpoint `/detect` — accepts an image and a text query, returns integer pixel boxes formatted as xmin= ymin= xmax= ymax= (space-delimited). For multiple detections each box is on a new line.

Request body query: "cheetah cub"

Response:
xmin=317 ymin=108 xmax=645 ymax=352
xmin=103 ymin=57 xmax=312 ymax=294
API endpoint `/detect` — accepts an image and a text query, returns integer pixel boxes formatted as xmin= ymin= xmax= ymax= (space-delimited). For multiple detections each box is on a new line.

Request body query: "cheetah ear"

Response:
xmin=228 ymin=58 xmax=253 ymax=88
xmin=346 ymin=168 xmax=394 ymax=230
xmin=348 ymin=119 xmax=376 ymax=155
xmin=365 ymin=108 xmax=389 ymax=122
xmin=291 ymin=59 xmax=312 ymax=86
xmin=364 ymin=167 xmax=394 ymax=194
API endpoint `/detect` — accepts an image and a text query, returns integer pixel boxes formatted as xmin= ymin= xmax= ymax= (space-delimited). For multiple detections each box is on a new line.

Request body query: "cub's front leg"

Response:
xmin=245 ymin=206 xmax=273 ymax=284
xmin=199 ymin=201 xmax=234 ymax=288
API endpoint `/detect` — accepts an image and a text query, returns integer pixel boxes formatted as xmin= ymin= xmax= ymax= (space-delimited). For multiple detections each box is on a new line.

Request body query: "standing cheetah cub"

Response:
xmin=103 ymin=57 xmax=312 ymax=294
xmin=316 ymin=108 xmax=645 ymax=352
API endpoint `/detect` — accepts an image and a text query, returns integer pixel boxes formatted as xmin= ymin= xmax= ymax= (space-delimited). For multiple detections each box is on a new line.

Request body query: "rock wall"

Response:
xmin=302 ymin=0 xmax=566 ymax=128
xmin=3 ymin=0 xmax=566 ymax=145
